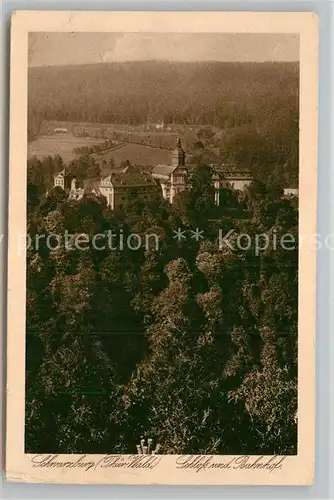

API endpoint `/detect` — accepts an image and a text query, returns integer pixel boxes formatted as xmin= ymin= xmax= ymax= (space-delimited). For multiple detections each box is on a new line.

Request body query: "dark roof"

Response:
xmin=152 ymin=164 xmax=177 ymax=178
xmin=221 ymin=172 xmax=253 ymax=180
xmin=82 ymin=178 xmax=102 ymax=193
xmin=105 ymin=165 xmax=158 ymax=188
xmin=210 ymin=165 xmax=252 ymax=180
xmin=186 ymin=164 xmax=252 ymax=180
xmin=54 ymin=168 xmax=70 ymax=178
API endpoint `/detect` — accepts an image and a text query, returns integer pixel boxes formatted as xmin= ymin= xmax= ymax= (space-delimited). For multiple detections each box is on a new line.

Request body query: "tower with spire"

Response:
xmin=151 ymin=137 xmax=188 ymax=204
xmin=170 ymin=137 xmax=187 ymax=203
xmin=172 ymin=137 xmax=186 ymax=168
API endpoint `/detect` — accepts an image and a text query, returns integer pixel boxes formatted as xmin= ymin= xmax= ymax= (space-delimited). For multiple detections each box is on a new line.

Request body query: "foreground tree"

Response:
xmin=229 ymin=327 xmax=297 ymax=455
xmin=123 ymin=258 xmax=227 ymax=454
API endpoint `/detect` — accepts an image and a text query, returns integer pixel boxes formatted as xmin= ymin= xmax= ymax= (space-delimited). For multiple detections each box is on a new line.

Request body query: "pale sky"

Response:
xmin=28 ymin=32 xmax=299 ymax=67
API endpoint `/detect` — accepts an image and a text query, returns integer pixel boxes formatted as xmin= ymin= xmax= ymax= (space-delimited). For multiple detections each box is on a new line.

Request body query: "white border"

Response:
xmin=6 ymin=10 xmax=318 ymax=485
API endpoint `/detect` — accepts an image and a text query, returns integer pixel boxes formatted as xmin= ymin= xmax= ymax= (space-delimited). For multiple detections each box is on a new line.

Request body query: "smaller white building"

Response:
xmin=211 ymin=170 xmax=253 ymax=206
xmin=53 ymin=168 xmax=72 ymax=190
xmin=283 ymin=188 xmax=299 ymax=198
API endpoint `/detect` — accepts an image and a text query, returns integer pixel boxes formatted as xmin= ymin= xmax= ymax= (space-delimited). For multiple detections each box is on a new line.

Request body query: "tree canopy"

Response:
xmin=26 ymin=160 xmax=298 ymax=455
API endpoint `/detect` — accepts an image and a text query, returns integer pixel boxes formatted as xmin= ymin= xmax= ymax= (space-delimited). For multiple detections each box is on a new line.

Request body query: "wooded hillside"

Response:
xmin=28 ymin=61 xmax=299 ymax=128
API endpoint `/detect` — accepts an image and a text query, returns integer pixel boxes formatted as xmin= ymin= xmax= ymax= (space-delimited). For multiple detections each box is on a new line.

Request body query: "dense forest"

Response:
xmin=26 ymin=159 xmax=298 ymax=455
xmin=28 ymin=61 xmax=299 ymax=127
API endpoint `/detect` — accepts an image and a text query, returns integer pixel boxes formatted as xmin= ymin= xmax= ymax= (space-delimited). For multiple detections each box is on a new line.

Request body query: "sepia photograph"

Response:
xmin=7 ymin=11 xmax=318 ymax=485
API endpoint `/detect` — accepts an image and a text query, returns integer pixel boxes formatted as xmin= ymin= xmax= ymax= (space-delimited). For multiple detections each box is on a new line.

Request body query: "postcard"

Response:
xmin=7 ymin=10 xmax=318 ymax=484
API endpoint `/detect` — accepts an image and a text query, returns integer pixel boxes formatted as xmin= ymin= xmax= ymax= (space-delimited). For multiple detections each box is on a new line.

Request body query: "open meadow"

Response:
xmin=28 ymin=129 xmax=182 ymax=167
xmin=96 ymin=142 xmax=175 ymax=167
xmin=28 ymin=134 xmax=106 ymax=163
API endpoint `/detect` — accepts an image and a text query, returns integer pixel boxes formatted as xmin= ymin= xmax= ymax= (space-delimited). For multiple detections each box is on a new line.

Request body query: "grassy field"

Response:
xmin=28 ymin=134 xmax=106 ymax=163
xmin=28 ymin=132 xmax=177 ymax=167
xmin=97 ymin=142 xmax=173 ymax=167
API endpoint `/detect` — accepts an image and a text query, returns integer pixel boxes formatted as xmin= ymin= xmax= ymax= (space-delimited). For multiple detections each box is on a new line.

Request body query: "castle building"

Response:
xmin=100 ymin=164 xmax=160 ymax=210
xmin=54 ymin=163 xmax=159 ymax=209
xmin=53 ymin=137 xmax=253 ymax=210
